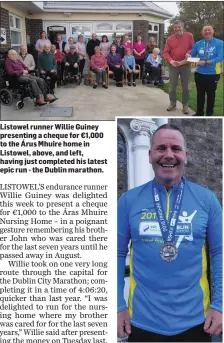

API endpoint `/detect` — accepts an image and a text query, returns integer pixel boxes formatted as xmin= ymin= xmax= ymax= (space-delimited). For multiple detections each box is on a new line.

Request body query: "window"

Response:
xmin=154 ymin=25 xmax=158 ymax=32
xmin=148 ymin=24 xmax=152 ymax=31
xmin=9 ymin=13 xmax=22 ymax=52
xmin=95 ymin=22 xmax=113 ymax=31
xmin=69 ymin=23 xmax=92 ymax=43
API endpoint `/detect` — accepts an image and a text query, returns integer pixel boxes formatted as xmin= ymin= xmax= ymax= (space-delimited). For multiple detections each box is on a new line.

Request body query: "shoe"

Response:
xmin=133 ymin=82 xmax=136 ymax=87
xmin=167 ymin=105 xmax=176 ymax=111
xmin=36 ymin=99 xmax=47 ymax=106
xmin=128 ymin=82 xmax=131 ymax=86
xmin=93 ymin=84 xmax=97 ymax=89
xmin=154 ymin=82 xmax=159 ymax=86
xmin=182 ymin=106 xmax=189 ymax=114
xmin=45 ymin=95 xmax=54 ymax=102
xmin=119 ymin=83 xmax=123 ymax=87
xmin=116 ymin=83 xmax=119 ymax=87
xmin=193 ymin=112 xmax=204 ymax=116
xmin=142 ymin=79 xmax=146 ymax=85
xmin=206 ymin=113 xmax=213 ymax=116
xmin=102 ymin=84 xmax=108 ymax=89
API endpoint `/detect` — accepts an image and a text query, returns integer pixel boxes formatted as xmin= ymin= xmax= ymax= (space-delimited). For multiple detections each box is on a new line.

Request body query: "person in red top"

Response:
xmin=51 ymin=44 xmax=64 ymax=85
xmin=90 ymin=46 xmax=108 ymax=89
xmin=163 ymin=20 xmax=194 ymax=114
xmin=123 ymin=34 xmax=132 ymax=55
xmin=133 ymin=35 xmax=146 ymax=78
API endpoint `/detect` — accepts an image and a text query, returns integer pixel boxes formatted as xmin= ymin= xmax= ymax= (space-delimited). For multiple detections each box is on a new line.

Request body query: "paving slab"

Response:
xmin=0 ymin=82 xmax=193 ymax=121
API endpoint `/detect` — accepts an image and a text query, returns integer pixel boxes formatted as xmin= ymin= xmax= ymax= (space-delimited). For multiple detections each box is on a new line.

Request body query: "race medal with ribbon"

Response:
xmin=160 ymin=242 xmax=178 ymax=262
xmin=152 ymin=178 xmax=185 ymax=262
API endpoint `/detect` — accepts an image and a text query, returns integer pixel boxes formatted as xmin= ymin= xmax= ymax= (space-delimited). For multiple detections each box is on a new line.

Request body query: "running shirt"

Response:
xmin=118 ymin=178 xmax=222 ymax=336
xmin=191 ymin=38 xmax=223 ymax=74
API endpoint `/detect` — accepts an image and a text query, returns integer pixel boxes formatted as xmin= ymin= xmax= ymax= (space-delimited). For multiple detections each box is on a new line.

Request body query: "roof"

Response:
xmin=43 ymin=1 xmax=173 ymax=18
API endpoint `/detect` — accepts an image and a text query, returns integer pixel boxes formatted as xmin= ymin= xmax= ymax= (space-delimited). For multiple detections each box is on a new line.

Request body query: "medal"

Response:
xmin=152 ymin=178 xmax=185 ymax=262
xmin=160 ymin=242 xmax=178 ymax=262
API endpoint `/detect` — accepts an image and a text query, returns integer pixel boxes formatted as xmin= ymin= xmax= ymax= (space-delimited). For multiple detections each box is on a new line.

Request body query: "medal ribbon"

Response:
xmin=152 ymin=178 xmax=185 ymax=243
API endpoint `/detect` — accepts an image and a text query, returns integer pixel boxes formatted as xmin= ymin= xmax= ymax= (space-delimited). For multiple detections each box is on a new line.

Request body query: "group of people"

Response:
xmin=3 ymin=23 xmax=223 ymax=113
xmin=163 ymin=21 xmax=223 ymax=116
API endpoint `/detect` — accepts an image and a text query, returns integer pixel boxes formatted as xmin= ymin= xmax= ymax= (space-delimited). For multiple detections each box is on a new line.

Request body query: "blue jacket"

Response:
xmin=124 ymin=55 xmax=136 ymax=70
xmin=191 ymin=38 xmax=223 ymax=74
xmin=118 ymin=178 xmax=222 ymax=335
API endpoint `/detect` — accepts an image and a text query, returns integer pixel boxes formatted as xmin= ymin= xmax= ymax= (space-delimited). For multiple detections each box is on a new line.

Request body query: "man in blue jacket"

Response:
xmin=117 ymin=124 xmax=222 ymax=342
xmin=191 ymin=25 xmax=223 ymax=116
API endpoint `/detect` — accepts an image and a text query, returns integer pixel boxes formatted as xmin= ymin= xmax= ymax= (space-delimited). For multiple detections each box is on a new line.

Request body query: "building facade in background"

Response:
xmin=117 ymin=118 xmax=222 ymax=204
xmin=1 ymin=1 xmax=172 ymax=52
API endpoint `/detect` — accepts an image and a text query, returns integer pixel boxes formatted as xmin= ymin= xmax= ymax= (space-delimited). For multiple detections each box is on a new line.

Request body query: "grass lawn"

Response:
xmin=161 ymin=73 xmax=223 ymax=116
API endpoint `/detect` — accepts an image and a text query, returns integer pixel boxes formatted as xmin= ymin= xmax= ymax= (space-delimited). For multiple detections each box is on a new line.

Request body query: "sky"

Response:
xmin=154 ymin=2 xmax=179 ymax=31
xmin=155 ymin=2 xmax=179 ymax=16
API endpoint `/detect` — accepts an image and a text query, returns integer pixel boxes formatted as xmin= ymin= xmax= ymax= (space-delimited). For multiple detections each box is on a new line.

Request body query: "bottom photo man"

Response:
xmin=117 ymin=118 xmax=222 ymax=343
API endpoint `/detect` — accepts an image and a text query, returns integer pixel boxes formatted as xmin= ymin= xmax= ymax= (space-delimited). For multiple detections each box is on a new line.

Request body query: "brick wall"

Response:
xmin=170 ymin=118 xmax=222 ymax=204
xmin=133 ymin=20 xmax=149 ymax=44
xmin=159 ymin=24 xmax=164 ymax=51
xmin=0 ymin=7 xmax=11 ymax=49
xmin=29 ymin=19 xmax=43 ymax=45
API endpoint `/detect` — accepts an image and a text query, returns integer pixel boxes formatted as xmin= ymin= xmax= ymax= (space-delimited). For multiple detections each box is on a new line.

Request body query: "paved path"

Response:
xmin=0 ymin=82 xmax=193 ymax=121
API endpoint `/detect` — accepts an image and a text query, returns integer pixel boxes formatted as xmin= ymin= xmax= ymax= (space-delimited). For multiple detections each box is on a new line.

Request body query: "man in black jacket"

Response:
xmin=64 ymin=45 xmax=80 ymax=79
xmin=86 ymin=33 xmax=100 ymax=59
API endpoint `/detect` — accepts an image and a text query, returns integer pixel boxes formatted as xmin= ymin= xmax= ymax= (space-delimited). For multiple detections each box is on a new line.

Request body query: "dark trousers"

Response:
xmin=17 ymin=75 xmax=47 ymax=97
xmin=109 ymin=66 xmax=123 ymax=82
xmin=128 ymin=324 xmax=211 ymax=342
xmin=194 ymin=72 xmax=220 ymax=116
xmin=151 ymin=66 xmax=161 ymax=82
xmin=44 ymin=71 xmax=58 ymax=91
xmin=64 ymin=64 xmax=78 ymax=77
xmin=79 ymin=59 xmax=85 ymax=76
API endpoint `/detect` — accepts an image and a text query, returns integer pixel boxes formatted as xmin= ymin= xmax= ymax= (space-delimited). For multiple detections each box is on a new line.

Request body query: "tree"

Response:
xmin=167 ymin=2 xmax=224 ymax=41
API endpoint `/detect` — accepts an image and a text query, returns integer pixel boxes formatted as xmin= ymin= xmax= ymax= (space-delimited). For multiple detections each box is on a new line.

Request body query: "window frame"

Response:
xmin=9 ymin=13 xmax=22 ymax=51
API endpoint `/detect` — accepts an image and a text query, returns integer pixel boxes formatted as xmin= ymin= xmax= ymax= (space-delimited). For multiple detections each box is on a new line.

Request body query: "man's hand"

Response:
xmin=115 ymin=65 xmax=121 ymax=68
xmin=50 ymin=69 xmax=56 ymax=73
xmin=117 ymin=309 xmax=131 ymax=338
xmin=204 ymin=308 xmax=222 ymax=336
xmin=170 ymin=60 xmax=179 ymax=67
xmin=198 ymin=61 xmax=206 ymax=66
xmin=23 ymin=70 xmax=28 ymax=75
xmin=185 ymin=53 xmax=191 ymax=59
xmin=74 ymin=63 xmax=78 ymax=68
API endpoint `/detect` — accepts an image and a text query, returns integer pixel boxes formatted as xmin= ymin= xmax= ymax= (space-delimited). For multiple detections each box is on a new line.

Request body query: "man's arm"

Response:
xmin=211 ymin=40 xmax=223 ymax=65
xmin=163 ymin=37 xmax=172 ymax=63
xmin=204 ymin=192 xmax=222 ymax=335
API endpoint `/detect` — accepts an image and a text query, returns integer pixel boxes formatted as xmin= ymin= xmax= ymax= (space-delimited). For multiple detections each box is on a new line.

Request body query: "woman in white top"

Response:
xmin=64 ymin=37 xmax=75 ymax=54
xmin=99 ymin=35 xmax=111 ymax=57
xmin=75 ymin=34 xmax=86 ymax=77
xmin=35 ymin=31 xmax=51 ymax=54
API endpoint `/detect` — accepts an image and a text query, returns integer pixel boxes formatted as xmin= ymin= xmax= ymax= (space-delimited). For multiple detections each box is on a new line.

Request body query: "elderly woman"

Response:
xmin=107 ymin=45 xmax=123 ymax=87
xmin=144 ymin=47 xmax=162 ymax=86
xmin=35 ymin=31 xmax=51 ymax=54
xmin=64 ymin=37 xmax=75 ymax=54
xmin=99 ymin=35 xmax=111 ymax=57
xmin=75 ymin=34 xmax=86 ymax=78
xmin=18 ymin=45 xmax=35 ymax=71
xmin=5 ymin=49 xmax=55 ymax=105
xmin=90 ymin=46 xmax=108 ymax=89
xmin=124 ymin=48 xmax=138 ymax=87
xmin=133 ymin=35 xmax=146 ymax=78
